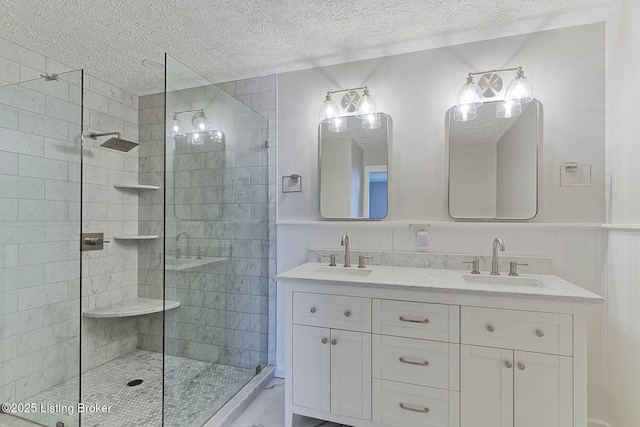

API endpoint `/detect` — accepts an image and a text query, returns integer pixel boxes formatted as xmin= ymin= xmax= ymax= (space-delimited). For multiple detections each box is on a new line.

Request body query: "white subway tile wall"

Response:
xmin=81 ymin=73 xmax=140 ymax=372
xmin=137 ymin=75 xmax=277 ymax=369
xmin=0 ymin=37 xmax=82 ymax=406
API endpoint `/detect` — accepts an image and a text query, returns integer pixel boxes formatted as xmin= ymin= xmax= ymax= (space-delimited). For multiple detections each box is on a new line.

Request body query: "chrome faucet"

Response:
xmin=340 ymin=234 xmax=351 ymax=267
xmin=491 ymin=237 xmax=505 ymax=275
xmin=176 ymin=231 xmax=189 ymax=258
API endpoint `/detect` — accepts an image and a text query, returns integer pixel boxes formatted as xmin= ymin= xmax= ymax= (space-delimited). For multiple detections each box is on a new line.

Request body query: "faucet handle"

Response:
xmin=322 ymin=254 xmax=337 ymax=267
xmin=508 ymin=262 xmax=528 ymax=276
xmin=358 ymin=256 xmax=373 ymax=268
xmin=463 ymin=259 xmax=480 ymax=274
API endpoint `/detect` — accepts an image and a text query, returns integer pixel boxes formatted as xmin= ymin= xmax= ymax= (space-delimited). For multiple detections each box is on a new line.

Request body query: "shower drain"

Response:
xmin=127 ymin=379 xmax=144 ymax=387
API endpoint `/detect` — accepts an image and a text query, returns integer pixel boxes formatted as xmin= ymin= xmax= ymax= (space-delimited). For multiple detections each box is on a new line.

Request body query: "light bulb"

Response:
xmin=170 ymin=116 xmax=181 ymax=135
xmin=505 ymin=70 xmax=533 ymax=104
xmin=453 ymin=104 xmax=477 ymax=122
xmin=355 ymin=88 xmax=377 ymax=118
xmin=362 ymin=113 xmax=381 ymax=129
xmin=456 ymin=75 xmax=483 ymax=108
xmin=319 ymin=94 xmax=339 ymax=122
xmin=328 ymin=116 xmax=347 ymax=132
xmin=495 ymin=99 xmax=522 ymax=119
xmin=193 ymin=112 xmax=207 ymax=131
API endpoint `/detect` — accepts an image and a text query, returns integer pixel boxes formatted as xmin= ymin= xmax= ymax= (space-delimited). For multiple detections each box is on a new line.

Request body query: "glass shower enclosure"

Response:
xmin=0 ymin=71 xmax=83 ymax=426
xmin=0 ymin=56 xmax=268 ymax=427
xmin=161 ymin=55 xmax=270 ymax=424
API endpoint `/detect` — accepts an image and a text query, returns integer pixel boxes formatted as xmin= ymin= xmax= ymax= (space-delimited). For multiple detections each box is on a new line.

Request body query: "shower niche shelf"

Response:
xmin=113 ymin=235 xmax=159 ymax=240
xmin=114 ymin=184 xmax=160 ymax=190
xmin=83 ymin=297 xmax=180 ymax=318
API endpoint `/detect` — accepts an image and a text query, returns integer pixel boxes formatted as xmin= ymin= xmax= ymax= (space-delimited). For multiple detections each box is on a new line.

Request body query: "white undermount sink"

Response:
xmin=462 ymin=274 xmax=548 ymax=288
xmin=313 ymin=266 xmax=373 ymax=277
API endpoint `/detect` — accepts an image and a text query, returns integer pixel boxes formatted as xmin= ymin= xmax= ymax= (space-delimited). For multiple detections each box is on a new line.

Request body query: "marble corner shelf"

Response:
xmin=113 ymin=235 xmax=159 ymax=240
xmin=83 ymin=297 xmax=180 ymax=318
xmin=114 ymin=184 xmax=160 ymax=190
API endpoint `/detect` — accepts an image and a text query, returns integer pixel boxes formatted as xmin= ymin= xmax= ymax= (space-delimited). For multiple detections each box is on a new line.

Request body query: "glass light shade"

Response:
xmin=355 ymin=93 xmax=377 ymax=118
xmin=452 ymin=104 xmax=477 ymax=122
xmin=170 ymin=118 xmax=181 ymax=135
xmin=319 ymin=97 xmax=339 ymax=122
xmin=193 ymin=114 xmax=207 ymax=131
xmin=505 ymin=76 xmax=533 ymax=104
xmin=328 ymin=116 xmax=347 ymax=132
xmin=361 ymin=113 xmax=381 ymax=129
xmin=456 ymin=81 xmax=483 ymax=108
xmin=190 ymin=132 xmax=204 ymax=146
xmin=495 ymin=99 xmax=522 ymax=119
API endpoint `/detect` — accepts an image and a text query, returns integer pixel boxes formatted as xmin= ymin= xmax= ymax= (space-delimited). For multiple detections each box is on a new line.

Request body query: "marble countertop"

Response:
xmin=276 ymin=262 xmax=603 ymax=304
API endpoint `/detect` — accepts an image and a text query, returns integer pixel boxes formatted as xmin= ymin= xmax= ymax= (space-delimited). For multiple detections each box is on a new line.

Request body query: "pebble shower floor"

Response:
xmin=6 ymin=350 xmax=253 ymax=427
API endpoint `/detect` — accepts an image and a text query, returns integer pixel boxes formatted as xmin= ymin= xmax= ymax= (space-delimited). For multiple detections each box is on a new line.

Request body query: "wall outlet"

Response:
xmin=409 ymin=224 xmax=430 ymax=240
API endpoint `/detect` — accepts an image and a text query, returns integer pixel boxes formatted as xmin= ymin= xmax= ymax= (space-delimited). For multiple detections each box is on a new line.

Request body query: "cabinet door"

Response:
xmin=292 ymin=325 xmax=330 ymax=412
xmin=330 ymin=329 xmax=372 ymax=420
xmin=460 ymin=345 xmax=513 ymax=427
xmin=514 ymin=351 xmax=572 ymax=427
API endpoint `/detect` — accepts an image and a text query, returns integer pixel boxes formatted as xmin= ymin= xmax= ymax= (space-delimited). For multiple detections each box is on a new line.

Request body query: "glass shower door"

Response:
xmin=163 ymin=55 xmax=270 ymax=425
xmin=0 ymin=71 xmax=83 ymax=426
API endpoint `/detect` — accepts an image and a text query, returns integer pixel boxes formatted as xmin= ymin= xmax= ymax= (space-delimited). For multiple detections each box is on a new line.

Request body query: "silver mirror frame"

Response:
xmin=318 ymin=113 xmax=392 ymax=220
xmin=447 ymin=100 xmax=539 ymax=220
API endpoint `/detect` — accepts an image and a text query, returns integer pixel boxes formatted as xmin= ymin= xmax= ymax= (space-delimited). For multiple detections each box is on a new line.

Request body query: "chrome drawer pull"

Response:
xmin=486 ymin=324 xmax=495 ymax=332
xmin=399 ymin=316 xmax=429 ymax=324
xmin=344 ymin=310 xmax=351 ymax=317
xmin=504 ymin=361 xmax=513 ymax=369
xmin=518 ymin=362 xmax=526 ymax=370
xmin=399 ymin=403 xmax=429 ymax=413
xmin=310 ymin=307 xmax=316 ymax=314
xmin=321 ymin=338 xmax=328 ymax=344
xmin=331 ymin=339 xmax=338 ymax=345
xmin=399 ymin=357 xmax=429 ymax=366
xmin=536 ymin=329 xmax=544 ymax=337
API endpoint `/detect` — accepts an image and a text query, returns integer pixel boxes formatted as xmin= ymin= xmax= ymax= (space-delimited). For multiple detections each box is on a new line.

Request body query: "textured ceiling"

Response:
xmin=0 ymin=0 xmax=624 ymax=95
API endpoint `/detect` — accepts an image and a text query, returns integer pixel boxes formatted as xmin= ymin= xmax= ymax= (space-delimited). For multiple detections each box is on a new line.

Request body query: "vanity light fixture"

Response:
xmin=170 ymin=109 xmax=223 ymax=146
xmin=319 ymin=86 xmax=380 ymax=131
xmin=454 ymin=66 xmax=534 ymax=122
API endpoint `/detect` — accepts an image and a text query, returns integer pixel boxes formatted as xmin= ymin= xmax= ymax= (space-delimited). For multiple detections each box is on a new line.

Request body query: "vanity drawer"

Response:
xmin=460 ymin=306 xmax=572 ymax=356
xmin=293 ymin=292 xmax=371 ymax=332
xmin=373 ymin=335 xmax=459 ymax=391
xmin=373 ymin=299 xmax=459 ymax=342
xmin=373 ymin=379 xmax=460 ymax=427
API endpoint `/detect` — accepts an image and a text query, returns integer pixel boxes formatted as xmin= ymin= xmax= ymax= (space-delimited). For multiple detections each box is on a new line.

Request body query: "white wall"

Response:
xmin=605 ymin=1 xmax=640 ymax=426
xmin=277 ymin=24 xmax=606 ymax=223
xmin=275 ymin=23 xmax=609 ymax=419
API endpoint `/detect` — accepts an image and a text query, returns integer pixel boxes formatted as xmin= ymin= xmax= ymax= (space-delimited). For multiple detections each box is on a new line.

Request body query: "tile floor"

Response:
xmin=0 ymin=372 xmax=348 ymax=427
xmin=1 ymin=350 xmax=254 ymax=427
xmin=230 ymin=378 xmax=350 ymax=427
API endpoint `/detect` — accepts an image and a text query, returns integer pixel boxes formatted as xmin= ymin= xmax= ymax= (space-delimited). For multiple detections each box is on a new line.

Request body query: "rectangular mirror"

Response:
xmin=319 ymin=114 xmax=391 ymax=219
xmin=448 ymin=100 xmax=539 ymax=219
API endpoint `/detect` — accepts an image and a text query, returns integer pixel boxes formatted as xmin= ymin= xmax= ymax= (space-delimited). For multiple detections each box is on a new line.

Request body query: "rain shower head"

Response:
xmin=87 ymin=132 xmax=138 ymax=152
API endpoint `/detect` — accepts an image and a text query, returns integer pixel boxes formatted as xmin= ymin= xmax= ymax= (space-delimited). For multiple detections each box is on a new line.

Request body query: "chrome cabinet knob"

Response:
xmin=486 ymin=324 xmax=495 ymax=332
xmin=344 ymin=310 xmax=351 ymax=317
xmin=310 ymin=307 xmax=316 ymax=314
xmin=518 ymin=363 xmax=526 ymax=370
xmin=331 ymin=339 xmax=337 ymax=345
xmin=504 ymin=361 xmax=513 ymax=369
xmin=536 ymin=329 xmax=544 ymax=337
xmin=321 ymin=338 xmax=328 ymax=344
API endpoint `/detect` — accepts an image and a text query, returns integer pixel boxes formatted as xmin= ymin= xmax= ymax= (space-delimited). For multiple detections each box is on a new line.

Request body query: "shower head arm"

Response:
xmin=87 ymin=132 xmax=122 ymax=140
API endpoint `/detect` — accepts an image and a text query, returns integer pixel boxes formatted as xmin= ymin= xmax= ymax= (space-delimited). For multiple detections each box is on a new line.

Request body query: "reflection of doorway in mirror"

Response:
xmin=364 ymin=165 xmax=388 ymax=219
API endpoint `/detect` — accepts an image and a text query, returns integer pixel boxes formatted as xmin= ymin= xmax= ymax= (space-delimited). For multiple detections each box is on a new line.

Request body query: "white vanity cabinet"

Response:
xmin=280 ymin=263 xmax=598 ymax=427
xmin=291 ymin=292 xmax=372 ymax=420
xmin=460 ymin=307 xmax=574 ymax=427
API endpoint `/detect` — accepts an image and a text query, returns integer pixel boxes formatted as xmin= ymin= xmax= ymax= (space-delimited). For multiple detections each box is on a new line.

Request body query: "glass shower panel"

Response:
xmin=0 ymin=70 xmax=83 ymax=427
xmin=164 ymin=55 xmax=269 ymax=425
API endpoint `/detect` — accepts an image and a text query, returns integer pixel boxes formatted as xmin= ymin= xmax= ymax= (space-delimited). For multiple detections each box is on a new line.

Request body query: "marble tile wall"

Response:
xmin=137 ymin=75 xmax=276 ymax=369
xmin=80 ymin=75 xmax=140 ymax=372
xmin=0 ymin=38 xmax=82 ymax=404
